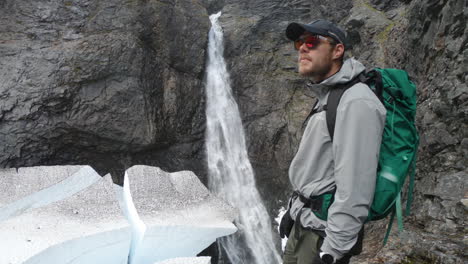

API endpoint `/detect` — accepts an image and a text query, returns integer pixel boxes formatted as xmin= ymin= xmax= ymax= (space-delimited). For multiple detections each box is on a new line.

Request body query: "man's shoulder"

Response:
xmin=337 ymin=82 xmax=387 ymax=116
xmin=340 ymin=82 xmax=380 ymax=104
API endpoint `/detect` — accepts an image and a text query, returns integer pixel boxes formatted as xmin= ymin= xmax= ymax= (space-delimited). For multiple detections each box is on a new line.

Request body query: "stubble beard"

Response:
xmin=299 ymin=60 xmax=333 ymax=83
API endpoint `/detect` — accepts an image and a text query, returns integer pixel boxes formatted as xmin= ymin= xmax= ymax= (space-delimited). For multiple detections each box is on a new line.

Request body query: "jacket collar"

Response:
xmin=306 ymin=58 xmax=366 ymax=103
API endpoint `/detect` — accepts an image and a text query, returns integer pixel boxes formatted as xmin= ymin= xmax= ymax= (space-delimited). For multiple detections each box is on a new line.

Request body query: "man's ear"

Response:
xmin=333 ymin=43 xmax=345 ymax=60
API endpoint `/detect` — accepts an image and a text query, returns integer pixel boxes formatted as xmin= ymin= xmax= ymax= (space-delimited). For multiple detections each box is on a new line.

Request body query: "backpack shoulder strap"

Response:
xmin=326 ymin=74 xmax=365 ymax=141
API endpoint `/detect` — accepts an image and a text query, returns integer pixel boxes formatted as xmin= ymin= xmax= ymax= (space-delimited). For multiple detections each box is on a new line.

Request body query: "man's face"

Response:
xmin=296 ymin=33 xmax=335 ymax=79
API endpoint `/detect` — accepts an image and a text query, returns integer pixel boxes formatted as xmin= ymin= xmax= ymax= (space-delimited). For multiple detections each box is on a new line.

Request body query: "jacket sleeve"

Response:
xmin=320 ymin=91 xmax=386 ymax=260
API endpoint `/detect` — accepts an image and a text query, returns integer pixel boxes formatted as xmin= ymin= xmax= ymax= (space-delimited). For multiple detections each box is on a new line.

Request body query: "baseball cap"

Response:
xmin=285 ymin=19 xmax=350 ymax=49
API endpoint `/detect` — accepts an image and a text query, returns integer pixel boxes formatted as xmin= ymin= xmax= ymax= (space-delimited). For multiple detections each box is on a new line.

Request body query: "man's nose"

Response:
xmin=299 ymin=42 xmax=309 ymax=53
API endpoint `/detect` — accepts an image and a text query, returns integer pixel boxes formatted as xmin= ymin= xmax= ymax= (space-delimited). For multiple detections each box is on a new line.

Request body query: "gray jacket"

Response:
xmin=288 ymin=58 xmax=386 ymax=260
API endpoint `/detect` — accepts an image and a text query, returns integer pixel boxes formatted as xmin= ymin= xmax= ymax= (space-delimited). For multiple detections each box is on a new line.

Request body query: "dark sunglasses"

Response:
xmin=294 ymin=35 xmax=330 ymax=50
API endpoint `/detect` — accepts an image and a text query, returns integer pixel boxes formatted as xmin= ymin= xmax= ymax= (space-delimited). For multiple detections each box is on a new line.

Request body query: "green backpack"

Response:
xmin=318 ymin=68 xmax=419 ymax=244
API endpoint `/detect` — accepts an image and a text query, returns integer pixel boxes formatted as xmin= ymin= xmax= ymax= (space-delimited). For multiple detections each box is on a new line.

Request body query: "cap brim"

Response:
xmin=288 ymin=22 xmax=350 ymax=48
xmin=286 ymin=22 xmax=330 ymax=41
xmin=286 ymin=23 xmax=305 ymax=41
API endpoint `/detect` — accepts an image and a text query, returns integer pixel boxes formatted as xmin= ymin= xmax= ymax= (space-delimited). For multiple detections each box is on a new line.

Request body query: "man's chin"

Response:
xmin=298 ymin=68 xmax=313 ymax=77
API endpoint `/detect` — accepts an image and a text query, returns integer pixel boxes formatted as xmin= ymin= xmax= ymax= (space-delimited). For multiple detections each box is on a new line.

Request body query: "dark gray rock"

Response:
xmin=353 ymin=224 xmax=467 ymax=264
xmin=370 ymin=0 xmax=404 ymax=11
xmin=0 ymin=0 xmax=210 ymax=184
xmin=199 ymin=0 xmax=225 ymax=14
xmin=414 ymin=171 xmax=466 ymax=234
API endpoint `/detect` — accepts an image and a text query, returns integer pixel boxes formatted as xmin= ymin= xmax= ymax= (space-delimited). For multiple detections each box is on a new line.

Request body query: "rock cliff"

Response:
xmin=0 ymin=0 xmax=210 ymax=184
xmin=1 ymin=0 xmax=466 ymax=263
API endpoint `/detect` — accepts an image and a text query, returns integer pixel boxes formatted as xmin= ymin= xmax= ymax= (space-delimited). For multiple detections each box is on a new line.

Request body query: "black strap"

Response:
xmin=296 ymin=191 xmax=325 ymax=212
xmin=325 ymin=74 xmax=364 ymax=141
xmin=294 ymin=209 xmax=302 ymax=240
xmin=326 ymin=87 xmax=346 ymax=141
xmin=364 ymin=69 xmax=383 ymax=102
xmin=292 ymin=190 xmax=335 ymax=211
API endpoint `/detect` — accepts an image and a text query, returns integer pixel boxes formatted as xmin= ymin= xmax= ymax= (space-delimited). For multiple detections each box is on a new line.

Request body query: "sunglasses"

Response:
xmin=294 ymin=35 xmax=330 ymax=50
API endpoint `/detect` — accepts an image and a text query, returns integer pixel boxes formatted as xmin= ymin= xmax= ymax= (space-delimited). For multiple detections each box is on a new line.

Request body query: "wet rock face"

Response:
xmin=0 ymin=0 xmax=210 ymax=182
xmin=214 ymin=0 xmax=466 ymax=262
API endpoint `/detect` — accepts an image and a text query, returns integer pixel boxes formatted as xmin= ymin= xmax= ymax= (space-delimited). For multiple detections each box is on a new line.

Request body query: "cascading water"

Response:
xmin=119 ymin=173 xmax=146 ymax=264
xmin=204 ymin=12 xmax=281 ymax=264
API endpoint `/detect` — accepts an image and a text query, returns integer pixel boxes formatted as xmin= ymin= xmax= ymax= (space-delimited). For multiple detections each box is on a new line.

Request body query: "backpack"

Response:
xmin=317 ymin=68 xmax=419 ymax=244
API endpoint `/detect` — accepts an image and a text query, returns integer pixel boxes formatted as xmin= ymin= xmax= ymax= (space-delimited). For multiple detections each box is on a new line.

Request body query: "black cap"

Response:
xmin=285 ymin=19 xmax=349 ymax=49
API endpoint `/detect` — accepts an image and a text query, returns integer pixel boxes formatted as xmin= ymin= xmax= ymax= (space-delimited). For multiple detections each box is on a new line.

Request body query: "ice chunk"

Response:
xmin=125 ymin=166 xmax=236 ymax=225
xmin=0 ymin=165 xmax=102 ymax=221
xmin=0 ymin=166 xmax=128 ymax=264
xmin=155 ymin=257 xmax=211 ymax=264
xmin=125 ymin=165 xmax=237 ymax=263
xmin=0 ymin=165 xmax=237 ymax=264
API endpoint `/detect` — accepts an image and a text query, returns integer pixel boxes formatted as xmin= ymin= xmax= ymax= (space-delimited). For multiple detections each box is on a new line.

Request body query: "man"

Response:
xmin=280 ymin=20 xmax=387 ymax=264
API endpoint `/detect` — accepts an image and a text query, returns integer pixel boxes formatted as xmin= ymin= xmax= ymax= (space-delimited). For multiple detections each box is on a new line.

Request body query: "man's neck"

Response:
xmin=313 ymin=62 xmax=342 ymax=83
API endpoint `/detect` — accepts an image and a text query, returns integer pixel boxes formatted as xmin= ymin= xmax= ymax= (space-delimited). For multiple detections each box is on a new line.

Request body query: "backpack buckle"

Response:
xmin=297 ymin=193 xmax=323 ymax=212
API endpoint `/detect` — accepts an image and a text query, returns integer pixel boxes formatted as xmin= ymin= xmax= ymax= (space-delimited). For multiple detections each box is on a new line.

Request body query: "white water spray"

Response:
xmin=205 ymin=12 xmax=281 ymax=264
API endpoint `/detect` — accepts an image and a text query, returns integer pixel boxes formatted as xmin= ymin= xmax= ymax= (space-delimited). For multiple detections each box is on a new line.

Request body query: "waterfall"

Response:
xmin=118 ymin=173 xmax=146 ymax=264
xmin=204 ymin=12 xmax=281 ymax=264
